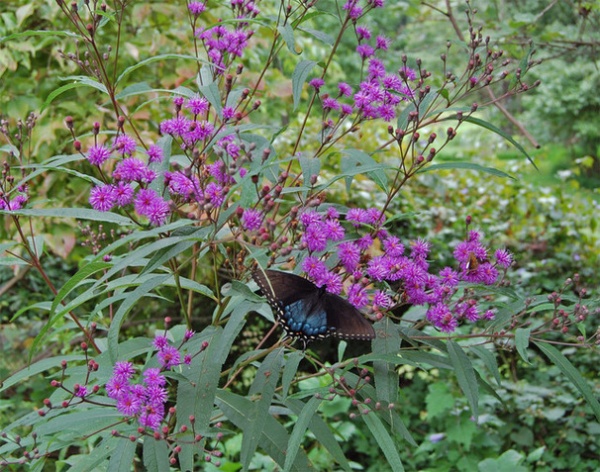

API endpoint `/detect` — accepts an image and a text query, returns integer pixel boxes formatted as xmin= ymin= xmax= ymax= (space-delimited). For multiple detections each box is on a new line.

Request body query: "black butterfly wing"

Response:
xmin=253 ymin=269 xmax=322 ymax=306
xmin=252 ymin=268 xmax=375 ymax=345
xmin=323 ymin=293 xmax=376 ymax=341
xmin=252 ymin=268 xmax=334 ymax=342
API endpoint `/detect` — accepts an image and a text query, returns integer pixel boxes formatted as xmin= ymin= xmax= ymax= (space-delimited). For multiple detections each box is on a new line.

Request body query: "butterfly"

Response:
xmin=252 ymin=268 xmax=375 ymax=350
xmin=465 ymin=251 xmax=487 ymax=275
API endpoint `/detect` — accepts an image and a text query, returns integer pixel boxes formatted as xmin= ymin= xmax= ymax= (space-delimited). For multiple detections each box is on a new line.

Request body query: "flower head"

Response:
xmin=89 ymin=185 xmax=116 ymax=212
xmin=87 ymin=144 xmax=111 ymax=166
xmin=134 ymin=188 xmax=170 ymax=226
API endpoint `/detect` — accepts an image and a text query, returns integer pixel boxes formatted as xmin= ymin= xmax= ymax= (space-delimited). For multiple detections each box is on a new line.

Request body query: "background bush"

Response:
xmin=1 ymin=0 xmax=598 ymax=470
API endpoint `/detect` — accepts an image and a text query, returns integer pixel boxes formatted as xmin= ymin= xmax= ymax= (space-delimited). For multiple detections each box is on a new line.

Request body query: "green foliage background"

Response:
xmin=1 ymin=0 xmax=598 ymax=470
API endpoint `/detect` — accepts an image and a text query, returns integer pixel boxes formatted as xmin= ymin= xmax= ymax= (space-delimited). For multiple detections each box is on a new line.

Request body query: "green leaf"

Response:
xmin=299 ymin=155 xmax=320 ymax=186
xmin=447 ymin=341 xmax=479 ymax=419
xmin=68 ymin=435 xmax=119 ymax=472
xmin=108 ymin=437 xmax=137 ymax=472
xmin=37 ymin=409 xmax=126 ymax=437
xmin=478 ymin=449 xmax=527 ymax=472
xmin=0 ymin=143 xmax=19 ymax=157
xmin=114 ymin=81 xmax=153 ymax=100
xmin=292 ymin=60 xmax=316 ymax=110
xmin=50 ymin=261 xmax=112 ymax=317
xmin=534 ymin=341 xmax=600 ymax=422
xmin=243 ymin=348 xmax=285 ymax=470
xmin=0 ymin=355 xmax=85 ymax=393
xmin=197 ymin=67 xmax=223 ymax=115
xmin=298 ymin=27 xmax=334 ymax=46
xmin=341 ymin=149 xmax=389 ymax=193
xmin=398 ymin=351 xmax=453 ymax=370
xmin=278 ymin=24 xmax=300 ymax=54
xmin=459 ymin=116 xmax=537 ymax=168
xmin=284 ymin=396 xmax=321 ymax=472
xmin=30 ymin=261 xmax=111 ymax=358
xmin=107 ymin=274 xmax=171 ymax=362
xmin=140 ymin=239 xmax=197 ymax=276
xmin=472 ymin=345 xmax=502 ymax=386
xmin=426 ymin=383 xmax=454 ymax=418
xmin=515 ymin=328 xmax=532 ymax=364
xmin=41 ymin=76 xmax=108 ymax=112
xmin=514 ymin=43 xmax=535 ymax=83
xmin=397 ymin=102 xmax=416 ymax=131
xmin=372 ymin=318 xmax=400 ymax=404
xmin=285 ymin=398 xmax=351 ymax=471
xmin=216 ymin=390 xmax=311 ymax=471
xmin=361 ymin=411 xmax=404 ymax=472
xmin=420 ymin=161 xmax=516 ymax=180
xmin=185 ymin=301 xmax=247 ymax=435
xmin=0 ymin=207 xmax=134 ymax=224
xmin=143 ymin=436 xmax=170 ymax=472
xmin=0 ymin=29 xmax=80 ymax=43
xmin=417 ymin=91 xmax=439 ymax=119
xmin=526 ymin=446 xmax=546 ymax=463
xmin=281 ymin=351 xmax=304 ymax=400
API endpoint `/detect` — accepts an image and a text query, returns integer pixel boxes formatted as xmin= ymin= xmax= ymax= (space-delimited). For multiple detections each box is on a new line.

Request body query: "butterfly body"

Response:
xmin=252 ymin=268 xmax=375 ymax=349
xmin=465 ymin=251 xmax=487 ymax=275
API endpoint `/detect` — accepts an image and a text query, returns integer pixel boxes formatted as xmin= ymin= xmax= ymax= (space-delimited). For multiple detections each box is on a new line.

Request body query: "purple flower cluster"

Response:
xmin=105 ymin=361 xmax=168 ymax=431
xmin=86 ymin=135 xmax=171 ymax=226
xmin=292 ymin=208 xmax=511 ymax=332
xmin=307 ymin=2 xmax=413 ymax=126
xmin=313 ymin=59 xmax=416 ymax=125
xmin=104 ymin=334 xmax=193 ymax=431
xmin=154 ymin=335 xmax=183 ymax=369
xmin=0 ymin=184 xmax=28 ymax=211
xmin=158 ymin=97 xmax=253 ymax=210
xmin=193 ymin=0 xmax=258 ymax=73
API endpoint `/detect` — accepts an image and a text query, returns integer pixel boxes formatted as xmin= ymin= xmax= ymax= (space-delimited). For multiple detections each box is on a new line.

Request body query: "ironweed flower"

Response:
xmin=113 ymin=158 xmax=156 ymax=183
xmin=271 ymin=205 xmax=510 ymax=333
xmin=105 ymin=334 xmax=193 ymax=431
xmin=113 ymin=135 xmax=137 ymax=156
xmin=241 ymin=208 xmax=262 ymax=231
xmin=134 ymin=188 xmax=170 ymax=226
xmin=89 ymin=184 xmax=116 ymax=212
xmin=87 ymin=144 xmax=111 ymax=166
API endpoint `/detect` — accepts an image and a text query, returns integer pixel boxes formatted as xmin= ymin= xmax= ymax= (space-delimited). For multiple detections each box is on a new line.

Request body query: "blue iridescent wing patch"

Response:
xmin=252 ymin=268 xmax=375 ymax=349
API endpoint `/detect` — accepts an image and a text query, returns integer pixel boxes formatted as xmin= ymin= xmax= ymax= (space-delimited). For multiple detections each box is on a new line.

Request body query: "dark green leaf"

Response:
xmin=420 ymin=161 xmax=516 ymax=180
xmin=107 ymin=437 xmax=137 ymax=472
xmin=0 ymin=355 xmax=85 ymax=393
xmin=68 ymin=435 xmax=119 ymax=472
xmin=201 ymin=80 xmax=224 ymax=115
xmin=1 ymin=208 xmax=134 ymax=224
xmin=108 ymin=274 xmax=171 ymax=362
xmin=143 ymin=436 xmax=170 ymax=472
xmin=372 ymin=318 xmax=400 ymax=404
xmin=534 ymin=341 xmax=600 ymax=422
xmin=216 ymin=390 xmax=311 ymax=471
xmin=285 ymin=397 xmax=351 ymax=471
xmin=447 ymin=341 xmax=479 ymax=419
xmin=361 ymin=411 xmax=405 ymax=472
xmin=341 ymin=149 xmax=389 ymax=192
xmin=284 ymin=396 xmax=321 ymax=471
xmin=298 ymin=27 xmax=334 ymax=45
xmin=243 ymin=348 xmax=285 ymax=470
xmin=282 ymin=351 xmax=304 ymax=400
xmin=459 ymin=116 xmax=537 ymax=168
xmin=472 ymin=345 xmax=502 ymax=386
xmin=117 ymin=53 xmax=208 ymax=85
xmin=515 ymin=328 xmax=532 ymax=364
